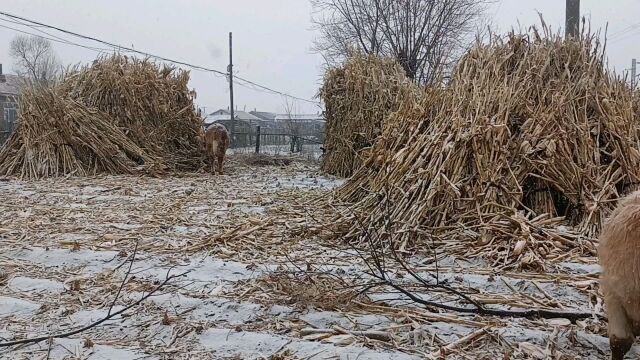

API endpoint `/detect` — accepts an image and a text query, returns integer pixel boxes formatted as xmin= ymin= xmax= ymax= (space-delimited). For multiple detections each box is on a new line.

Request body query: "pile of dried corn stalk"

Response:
xmin=319 ymin=54 xmax=419 ymax=177
xmin=0 ymin=55 xmax=203 ymax=178
xmin=328 ymin=27 xmax=640 ymax=265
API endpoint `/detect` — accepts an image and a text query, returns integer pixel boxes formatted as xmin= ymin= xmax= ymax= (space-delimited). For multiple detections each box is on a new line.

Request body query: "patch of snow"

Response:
xmin=70 ymin=307 xmax=125 ymax=324
xmin=0 ymin=296 xmax=40 ymax=317
xmin=188 ymin=205 xmax=210 ymax=212
xmin=80 ymin=186 xmax=110 ymax=193
xmin=107 ymin=223 xmax=142 ymax=230
xmin=137 ymin=257 xmax=269 ymax=289
xmin=496 ymin=324 xmax=640 ymax=359
xmin=191 ymin=299 xmax=262 ymax=325
xmin=89 ymin=195 xmax=146 ymax=203
xmin=8 ymin=276 xmax=64 ymax=293
xmin=408 ymin=254 xmax=490 ymax=268
xmin=277 ymin=175 xmax=344 ymax=190
xmin=10 ymin=248 xmax=119 ymax=274
xmin=413 ymin=272 xmax=591 ymax=309
xmin=0 ymin=181 xmax=29 ymax=194
xmin=44 ymin=192 xmax=69 ymax=198
xmin=300 ymin=311 xmax=391 ymax=330
xmin=559 ymin=262 xmax=601 ymax=274
xmin=173 ymin=225 xmax=190 ymax=234
xmin=199 ymin=328 xmax=420 ymax=360
xmin=141 ymin=292 xmax=263 ymax=325
xmin=231 ymin=145 xmax=322 ymax=158
xmin=144 ymin=293 xmax=203 ymax=309
xmin=200 ymin=328 xmax=286 ymax=359
xmin=23 ymin=338 xmax=145 ymax=360
xmin=420 ymin=322 xmax=476 ymax=343
xmin=64 ymin=203 xmax=88 ymax=209
xmin=269 ymin=304 xmax=296 ymax=317
xmin=239 ymin=206 xmax=266 ymax=215
xmin=58 ymin=233 xmax=95 ymax=242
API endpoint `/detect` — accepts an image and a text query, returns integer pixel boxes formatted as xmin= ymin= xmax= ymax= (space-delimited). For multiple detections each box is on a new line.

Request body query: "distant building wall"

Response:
xmin=0 ymin=94 xmax=18 ymax=144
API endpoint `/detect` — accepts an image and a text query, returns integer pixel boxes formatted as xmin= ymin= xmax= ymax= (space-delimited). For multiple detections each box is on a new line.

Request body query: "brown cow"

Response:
xmin=598 ymin=189 xmax=640 ymax=359
xmin=200 ymin=123 xmax=230 ymax=175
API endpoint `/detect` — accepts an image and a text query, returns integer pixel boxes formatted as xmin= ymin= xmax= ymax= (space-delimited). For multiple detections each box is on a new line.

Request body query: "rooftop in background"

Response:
xmin=274 ymin=113 xmax=325 ymax=122
xmin=207 ymin=109 xmax=262 ymax=122
xmin=204 ymin=108 xmax=325 ymax=127
xmin=250 ymin=111 xmax=277 ymax=121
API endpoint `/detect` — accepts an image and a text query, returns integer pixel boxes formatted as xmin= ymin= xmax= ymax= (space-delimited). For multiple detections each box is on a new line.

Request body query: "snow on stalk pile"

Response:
xmin=329 ymin=27 xmax=640 ymax=267
xmin=319 ymin=54 xmax=420 ymax=177
xmin=0 ymin=55 xmax=204 ymax=178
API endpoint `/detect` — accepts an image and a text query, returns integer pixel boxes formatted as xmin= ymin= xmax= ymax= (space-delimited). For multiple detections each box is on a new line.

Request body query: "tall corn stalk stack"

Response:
xmin=319 ymin=54 xmax=419 ymax=177
xmin=0 ymin=55 xmax=204 ymax=179
xmin=330 ymin=27 xmax=640 ymax=268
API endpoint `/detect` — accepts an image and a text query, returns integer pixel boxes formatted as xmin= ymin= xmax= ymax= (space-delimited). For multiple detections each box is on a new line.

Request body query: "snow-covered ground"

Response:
xmin=230 ymin=144 xmax=324 ymax=161
xmin=0 ymin=157 xmax=629 ymax=359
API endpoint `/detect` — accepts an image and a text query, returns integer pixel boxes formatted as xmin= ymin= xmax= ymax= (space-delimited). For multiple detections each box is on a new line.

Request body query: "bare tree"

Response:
xmin=9 ymin=35 xmax=61 ymax=84
xmin=311 ymin=0 xmax=491 ymax=84
xmin=283 ymin=99 xmax=303 ymax=153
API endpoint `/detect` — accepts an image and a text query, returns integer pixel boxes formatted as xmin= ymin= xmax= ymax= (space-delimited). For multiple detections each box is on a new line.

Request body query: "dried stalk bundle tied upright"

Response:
xmin=0 ymin=87 xmax=152 ymax=178
xmin=319 ymin=54 xmax=419 ymax=177
xmin=0 ymin=54 xmax=204 ymax=179
xmin=332 ymin=27 xmax=640 ymax=267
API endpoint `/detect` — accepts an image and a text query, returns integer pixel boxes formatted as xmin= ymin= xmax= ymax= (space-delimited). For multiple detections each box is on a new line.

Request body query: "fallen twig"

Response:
xmin=430 ymin=327 xmax=490 ymax=359
xmin=109 ymin=240 xmax=139 ymax=316
xmin=0 ymin=267 xmax=190 ymax=348
xmin=300 ymin=327 xmax=392 ymax=342
xmin=326 ymin=195 xmax=603 ymax=322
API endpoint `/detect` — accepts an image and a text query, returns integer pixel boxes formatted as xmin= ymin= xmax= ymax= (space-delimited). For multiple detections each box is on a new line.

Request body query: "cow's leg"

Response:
xmin=605 ymin=292 xmax=634 ymax=360
xmin=210 ymin=155 xmax=216 ymax=175
xmin=217 ymin=154 xmax=224 ymax=175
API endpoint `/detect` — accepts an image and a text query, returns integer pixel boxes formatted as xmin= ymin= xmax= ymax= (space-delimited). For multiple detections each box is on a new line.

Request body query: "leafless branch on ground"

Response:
xmin=0 ymin=241 xmax=191 ymax=348
xmin=297 ymin=185 xmax=603 ymax=322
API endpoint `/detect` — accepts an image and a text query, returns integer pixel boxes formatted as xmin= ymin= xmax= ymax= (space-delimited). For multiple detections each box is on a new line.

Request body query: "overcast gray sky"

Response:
xmin=0 ymin=1 xmax=639 ymax=114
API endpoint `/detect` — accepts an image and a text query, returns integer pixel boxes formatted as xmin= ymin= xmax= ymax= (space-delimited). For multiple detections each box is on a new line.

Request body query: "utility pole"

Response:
xmin=632 ymin=58 xmax=638 ymax=90
xmin=228 ymin=32 xmax=235 ymax=147
xmin=565 ymin=0 xmax=580 ymax=39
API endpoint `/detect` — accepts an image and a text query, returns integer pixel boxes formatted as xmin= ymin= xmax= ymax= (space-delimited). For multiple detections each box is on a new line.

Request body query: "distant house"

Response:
xmin=0 ymin=64 xmax=20 ymax=144
xmin=203 ymin=108 xmax=326 ymax=146
xmin=273 ymin=113 xmax=325 ymax=123
xmin=249 ymin=110 xmax=277 ymax=121
xmin=205 ymin=109 xmax=265 ymax=130
xmin=274 ymin=112 xmax=326 ymax=134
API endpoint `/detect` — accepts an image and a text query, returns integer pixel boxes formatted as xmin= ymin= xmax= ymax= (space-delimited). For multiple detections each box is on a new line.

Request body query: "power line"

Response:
xmin=609 ymin=27 xmax=640 ymax=45
xmin=0 ymin=11 xmax=321 ymax=105
xmin=609 ymin=22 xmax=640 ymax=39
xmin=607 ymin=21 xmax=640 ymax=44
xmin=234 ymin=76 xmax=320 ymax=105
xmin=0 ymin=11 xmax=227 ymax=76
xmin=1 ymin=17 xmax=112 ymax=52
xmin=0 ymin=21 xmax=108 ymax=53
xmin=0 ymin=11 xmax=228 ymax=77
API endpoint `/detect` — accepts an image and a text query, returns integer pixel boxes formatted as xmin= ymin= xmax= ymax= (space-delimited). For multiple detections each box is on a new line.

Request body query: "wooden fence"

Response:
xmin=233 ymin=126 xmax=324 ymax=154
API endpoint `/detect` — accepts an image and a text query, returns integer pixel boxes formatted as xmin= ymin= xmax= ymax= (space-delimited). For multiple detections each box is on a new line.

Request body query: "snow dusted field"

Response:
xmin=230 ymin=144 xmax=324 ymax=161
xmin=0 ymin=156 xmax=634 ymax=359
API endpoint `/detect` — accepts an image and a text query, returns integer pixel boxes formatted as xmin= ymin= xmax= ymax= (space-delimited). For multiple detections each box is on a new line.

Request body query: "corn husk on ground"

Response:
xmin=330 ymin=27 xmax=640 ymax=267
xmin=319 ymin=54 xmax=419 ymax=177
xmin=0 ymin=55 xmax=203 ymax=179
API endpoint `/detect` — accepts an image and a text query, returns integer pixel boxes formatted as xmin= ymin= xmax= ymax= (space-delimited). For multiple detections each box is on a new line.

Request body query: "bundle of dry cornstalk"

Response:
xmin=319 ymin=54 xmax=419 ymax=177
xmin=0 ymin=55 xmax=203 ymax=178
xmin=328 ymin=28 xmax=640 ymax=266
